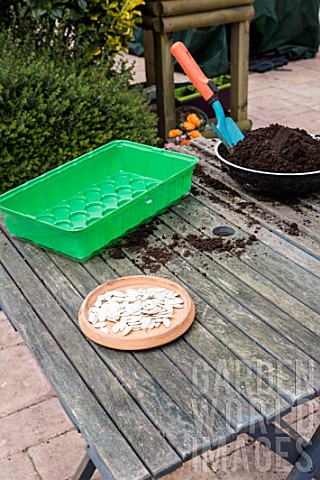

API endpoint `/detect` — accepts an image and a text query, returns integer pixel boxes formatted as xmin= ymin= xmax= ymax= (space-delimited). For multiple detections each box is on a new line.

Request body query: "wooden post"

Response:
xmin=143 ymin=30 xmax=156 ymax=86
xmin=153 ymin=32 xmax=176 ymax=139
xmin=230 ymin=20 xmax=250 ymax=122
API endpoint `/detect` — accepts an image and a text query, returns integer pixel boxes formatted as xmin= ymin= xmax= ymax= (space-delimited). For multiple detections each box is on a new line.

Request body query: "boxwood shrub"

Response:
xmin=0 ymin=35 xmax=157 ymax=194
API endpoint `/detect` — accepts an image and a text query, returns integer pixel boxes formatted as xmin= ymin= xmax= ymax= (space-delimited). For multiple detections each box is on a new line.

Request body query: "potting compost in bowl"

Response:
xmin=217 ymin=124 xmax=320 ymax=196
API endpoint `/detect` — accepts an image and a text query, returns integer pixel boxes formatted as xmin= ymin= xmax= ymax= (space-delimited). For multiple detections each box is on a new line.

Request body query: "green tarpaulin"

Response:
xmin=252 ymin=0 xmax=320 ymax=59
xmin=129 ymin=0 xmax=320 ymax=77
xmin=130 ymin=25 xmax=228 ymax=77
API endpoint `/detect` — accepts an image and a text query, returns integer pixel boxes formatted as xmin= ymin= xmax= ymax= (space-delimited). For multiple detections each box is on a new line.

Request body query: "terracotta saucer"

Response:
xmin=78 ymin=275 xmax=195 ymax=350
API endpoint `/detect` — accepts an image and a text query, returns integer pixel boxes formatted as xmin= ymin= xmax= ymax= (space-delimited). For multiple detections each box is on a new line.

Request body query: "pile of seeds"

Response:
xmin=88 ymin=287 xmax=184 ymax=336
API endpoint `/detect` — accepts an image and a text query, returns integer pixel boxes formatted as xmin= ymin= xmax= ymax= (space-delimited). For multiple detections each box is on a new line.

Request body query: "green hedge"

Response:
xmin=0 ymin=35 xmax=158 ymax=194
xmin=0 ymin=0 xmax=145 ymax=58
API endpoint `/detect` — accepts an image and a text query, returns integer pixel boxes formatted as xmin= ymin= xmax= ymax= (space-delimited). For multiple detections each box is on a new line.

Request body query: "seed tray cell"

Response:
xmin=35 ymin=172 xmax=161 ymax=230
xmin=0 ymin=140 xmax=198 ymax=260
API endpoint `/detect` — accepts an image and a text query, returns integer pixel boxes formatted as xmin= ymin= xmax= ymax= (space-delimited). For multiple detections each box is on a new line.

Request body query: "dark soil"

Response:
xmin=186 ymin=233 xmax=257 ymax=257
xmin=108 ymin=222 xmax=174 ymax=273
xmin=220 ymin=124 xmax=320 ymax=173
xmin=107 ymin=206 xmax=258 ymax=273
xmin=193 ymin=163 xmax=237 ymax=194
xmin=283 ymin=222 xmax=299 ymax=236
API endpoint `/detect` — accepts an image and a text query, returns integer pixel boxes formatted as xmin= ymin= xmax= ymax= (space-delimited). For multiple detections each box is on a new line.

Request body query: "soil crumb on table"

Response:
xmin=108 ymin=222 xmax=174 ymax=273
xmin=186 ymin=233 xmax=257 ymax=257
xmin=220 ymin=124 xmax=320 ymax=173
xmin=283 ymin=222 xmax=299 ymax=236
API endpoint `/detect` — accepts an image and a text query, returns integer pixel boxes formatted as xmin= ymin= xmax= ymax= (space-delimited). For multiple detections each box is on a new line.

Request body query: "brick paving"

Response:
xmin=1 ymin=52 xmax=320 ymax=479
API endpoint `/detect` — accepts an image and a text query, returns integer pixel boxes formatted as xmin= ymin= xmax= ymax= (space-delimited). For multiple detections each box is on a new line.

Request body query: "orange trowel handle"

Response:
xmin=171 ymin=41 xmax=218 ymax=104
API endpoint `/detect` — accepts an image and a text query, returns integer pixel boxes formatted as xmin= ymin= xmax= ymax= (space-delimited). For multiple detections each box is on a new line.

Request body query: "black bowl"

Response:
xmin=214 ymin=139 xmax=320 ymax=197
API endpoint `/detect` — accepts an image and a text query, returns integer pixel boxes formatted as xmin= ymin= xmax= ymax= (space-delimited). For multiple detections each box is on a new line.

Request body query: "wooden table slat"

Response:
xmin=183 ymin=323 xmax=292 ymax=420
xmin=84 ymin=255 xmax=237 ymax=449
xmin=190 ymin=182 xmax=320 ymax=279
xmin=251 ymin=200 xmax=320 ymax=243
xmin=0 ymin=262 xmax=150 ymax=480
xmin=167 ymin=201 xmax=320 ymax=340
xmin=153 ymin=219 xmax=320 ymax=363
xmin=21 ymin=240 xmax=235 ymax=452
xmin=300 ymin=197 xmax=320 ymax=214
xmin=162 ymin=339 xmax=264 ymax=433
xmin=134 ymin=348 xmax=236 ymax=449
xmin=48 ymin=251 xmax=214 ymax=460
xmin=48 ymin=250 xmax=99 ymax=297
xmin=110 ymin=229 xmax=319 ymax=400
xmin=172 ymin=196 xmax=320 ymax=320
xmin=101 ymin=249 xmax=294 ymax=417
xmin=0 ymin=230 xmax=182 ymax=479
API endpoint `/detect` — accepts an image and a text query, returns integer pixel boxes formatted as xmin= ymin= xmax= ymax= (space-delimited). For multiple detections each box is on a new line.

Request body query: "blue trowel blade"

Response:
xmin=212 ymin=101 xmax=244 ymax=148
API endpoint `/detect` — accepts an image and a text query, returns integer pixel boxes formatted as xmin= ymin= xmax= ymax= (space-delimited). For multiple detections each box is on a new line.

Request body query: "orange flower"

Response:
xmin=189 ymin=130 xmax=202 ymax=139
xmin=186 ymin=113 xmax=201 ymax=128
xmin=168 ymin=129 xmax=183 ymax=138
xmin=183 ymin=121 xmax=196 ymax=131
xmin=180 ymin=139 xmax=190 ymax=146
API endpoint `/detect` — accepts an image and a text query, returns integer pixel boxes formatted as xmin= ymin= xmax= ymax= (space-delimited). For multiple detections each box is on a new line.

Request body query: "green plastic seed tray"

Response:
xmin=0 ymin=140 xmax=198 ymax=261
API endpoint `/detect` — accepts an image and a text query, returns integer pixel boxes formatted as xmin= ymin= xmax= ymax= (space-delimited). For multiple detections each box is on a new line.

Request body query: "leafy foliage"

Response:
xmin=0 ymin=34 xmax=158 ymax=194
xmin=2 ymin=0 xmax=145 ymax=58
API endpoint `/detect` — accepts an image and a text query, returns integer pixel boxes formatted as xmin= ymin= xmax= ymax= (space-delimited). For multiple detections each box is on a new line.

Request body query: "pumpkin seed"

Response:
xmin=88 ymin=286 xmax=184 ymax=337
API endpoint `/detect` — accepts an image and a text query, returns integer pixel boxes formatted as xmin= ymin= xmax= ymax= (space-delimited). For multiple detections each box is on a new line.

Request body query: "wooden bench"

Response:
xmin=142 ymin=0 xmax=255 ymax=138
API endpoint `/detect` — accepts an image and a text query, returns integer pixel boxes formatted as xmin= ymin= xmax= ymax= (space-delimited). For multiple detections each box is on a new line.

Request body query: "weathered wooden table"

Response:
xmin=1 ymin=139 xmax=320 ymax=480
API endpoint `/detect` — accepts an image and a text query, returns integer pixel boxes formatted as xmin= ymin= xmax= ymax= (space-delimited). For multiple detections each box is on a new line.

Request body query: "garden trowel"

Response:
xmin=171 ymin=41 xmax=244 ymax=149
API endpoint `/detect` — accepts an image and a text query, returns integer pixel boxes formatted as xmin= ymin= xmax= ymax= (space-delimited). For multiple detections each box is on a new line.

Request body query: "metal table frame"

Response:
xmin=73 ymin=423 xmax=320 ymax=480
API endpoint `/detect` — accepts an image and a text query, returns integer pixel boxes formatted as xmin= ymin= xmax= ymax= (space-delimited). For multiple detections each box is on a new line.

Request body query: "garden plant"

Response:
xmin=0 ymin=1 xmax=158 ymax=194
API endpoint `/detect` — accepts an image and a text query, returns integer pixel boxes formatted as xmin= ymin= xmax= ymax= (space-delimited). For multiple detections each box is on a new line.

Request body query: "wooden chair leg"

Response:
xmin=153 ymin=32 xmax=176 ymax=139
xmin=230 ymin=20 xmax=250 ymax=123
xmin=143 ymin=30 xmax=156 ymax=86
